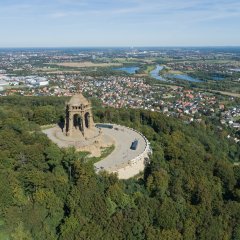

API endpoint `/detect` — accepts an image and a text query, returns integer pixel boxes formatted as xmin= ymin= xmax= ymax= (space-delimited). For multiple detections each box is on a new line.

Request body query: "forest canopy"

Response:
xmin=0 ymin=96 xmax=239 ymax=240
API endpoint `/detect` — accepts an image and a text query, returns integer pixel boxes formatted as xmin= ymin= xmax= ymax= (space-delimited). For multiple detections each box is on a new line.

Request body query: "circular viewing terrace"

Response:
xmin=94 ymin=124 xmax=151 ymax=179
xmin=43 ymin=123 xmax=151 ymax=179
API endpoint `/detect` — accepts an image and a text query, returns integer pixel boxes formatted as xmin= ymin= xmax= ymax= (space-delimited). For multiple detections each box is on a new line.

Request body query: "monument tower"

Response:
xmin=65 ymin=93 xmax=94 ymax=137
xmin=42 ymin=92 xmax=151 ymax=178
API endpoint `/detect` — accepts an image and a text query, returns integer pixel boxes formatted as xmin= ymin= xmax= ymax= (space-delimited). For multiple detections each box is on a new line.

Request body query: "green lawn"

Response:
xmin=145 ymin=65 xmax=155 ymax=74
xmin=88 ymin=145 xmax=115 ymax=165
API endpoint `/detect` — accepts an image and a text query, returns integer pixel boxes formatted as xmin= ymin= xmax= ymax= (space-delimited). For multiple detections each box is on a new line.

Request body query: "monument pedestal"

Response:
xmin=43 ymin=125 xmax=115 ymax=157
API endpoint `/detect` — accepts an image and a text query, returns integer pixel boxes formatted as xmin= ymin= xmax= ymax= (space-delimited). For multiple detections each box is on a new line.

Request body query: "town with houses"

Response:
xmin=1 ymin=72 xmax=239 ymax=143
xmin=1 ymin=0 xmax=240 ymax=238
xmin=0 ymin=48 xmax=239 ymax=143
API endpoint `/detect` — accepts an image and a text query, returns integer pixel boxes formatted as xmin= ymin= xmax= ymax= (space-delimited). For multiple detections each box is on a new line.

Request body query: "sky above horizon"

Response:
xmin=0 ymin=0 xmax=240 ymax=47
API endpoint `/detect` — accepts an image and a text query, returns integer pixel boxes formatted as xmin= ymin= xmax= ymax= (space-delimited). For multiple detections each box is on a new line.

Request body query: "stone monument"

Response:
xmin=65 ymin=93 xmax=94 ymax=138
xmin=42 ymin=93 xmax=151 ymax=178
xmin=43 ymin=93 xmax=114 ymax=156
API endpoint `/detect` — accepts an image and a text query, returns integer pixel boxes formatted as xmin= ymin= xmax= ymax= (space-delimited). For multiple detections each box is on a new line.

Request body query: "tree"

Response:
xmin=10 ymin=222 xmax=33 ymax=240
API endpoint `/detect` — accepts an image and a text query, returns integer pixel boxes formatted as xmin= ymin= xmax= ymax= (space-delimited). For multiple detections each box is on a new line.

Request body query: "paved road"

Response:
xmin=94 ymin=124 xmax=146 ymax=171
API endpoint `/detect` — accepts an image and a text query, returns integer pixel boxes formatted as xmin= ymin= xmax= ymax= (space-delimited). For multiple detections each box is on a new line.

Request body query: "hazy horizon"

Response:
xmin=1 ymin=0 xmax=240 ymax=47
xmin=1 ymin=46 xmax=240 ymax=49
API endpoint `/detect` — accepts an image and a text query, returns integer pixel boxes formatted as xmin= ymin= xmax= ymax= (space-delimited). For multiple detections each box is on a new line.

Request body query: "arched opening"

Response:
xmin=65 ymin=110 xmax=69 ymax=133
xmin=85 ymin=112 xmax=90 ymax=128
xmin=73 ymin=114 xmax=83 ymax=131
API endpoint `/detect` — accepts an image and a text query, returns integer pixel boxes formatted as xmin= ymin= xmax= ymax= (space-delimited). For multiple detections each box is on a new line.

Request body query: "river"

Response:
xmin=150 ymin=65 xmax=201 ymax=82
xmin=113 ymin=66 xmax=140 ymax=74
xmin=149 ymin=65 xmax=165 ymax=80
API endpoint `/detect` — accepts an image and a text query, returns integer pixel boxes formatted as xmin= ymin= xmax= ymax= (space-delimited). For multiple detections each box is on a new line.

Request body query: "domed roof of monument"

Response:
xmin=68 ymin=93 xmax=89 ymax=106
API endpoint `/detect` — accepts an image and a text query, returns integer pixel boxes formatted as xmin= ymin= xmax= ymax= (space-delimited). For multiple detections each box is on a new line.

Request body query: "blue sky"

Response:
xmin=0 ymin=0 xmax=240 ymax=47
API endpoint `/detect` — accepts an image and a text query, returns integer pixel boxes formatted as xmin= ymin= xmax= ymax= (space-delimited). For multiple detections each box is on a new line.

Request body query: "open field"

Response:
xmin=144 ymin=65 xmax=155 ymax=74
xmin=34 ymin=67 xmax=81 ymax=74
xmin=49 ymin=61 xmax=122 ymax=68
xmin=172 ymin=60 xmax=240 ymax=65
xmin=113 ymin=57 xmax=155 ymax=64
xmin=45 ymin=71 xmax=81 ymax=74
xmin=35 ymin=67 xmax=59 ymax=71
xmin=209 ymin=90 xmax=240 ymax=98
xmin=168 ymin=69 xmax=184 ymax=74
xmin=135 ymin=73 xmax=148 ymax=77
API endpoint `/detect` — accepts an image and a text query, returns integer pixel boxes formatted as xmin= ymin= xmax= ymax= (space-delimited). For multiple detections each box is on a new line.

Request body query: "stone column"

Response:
xmin=89 ymin=113 xmax=94 ymax=129
xmin=68 ymin=112 xmax=73 ymax=136
xmin=81 ymin=112 xmax=85 ymax=136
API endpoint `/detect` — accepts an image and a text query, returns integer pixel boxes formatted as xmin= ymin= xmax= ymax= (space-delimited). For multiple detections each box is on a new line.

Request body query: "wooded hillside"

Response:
xmin=0 ymin=96 xmax=239 ymax=240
